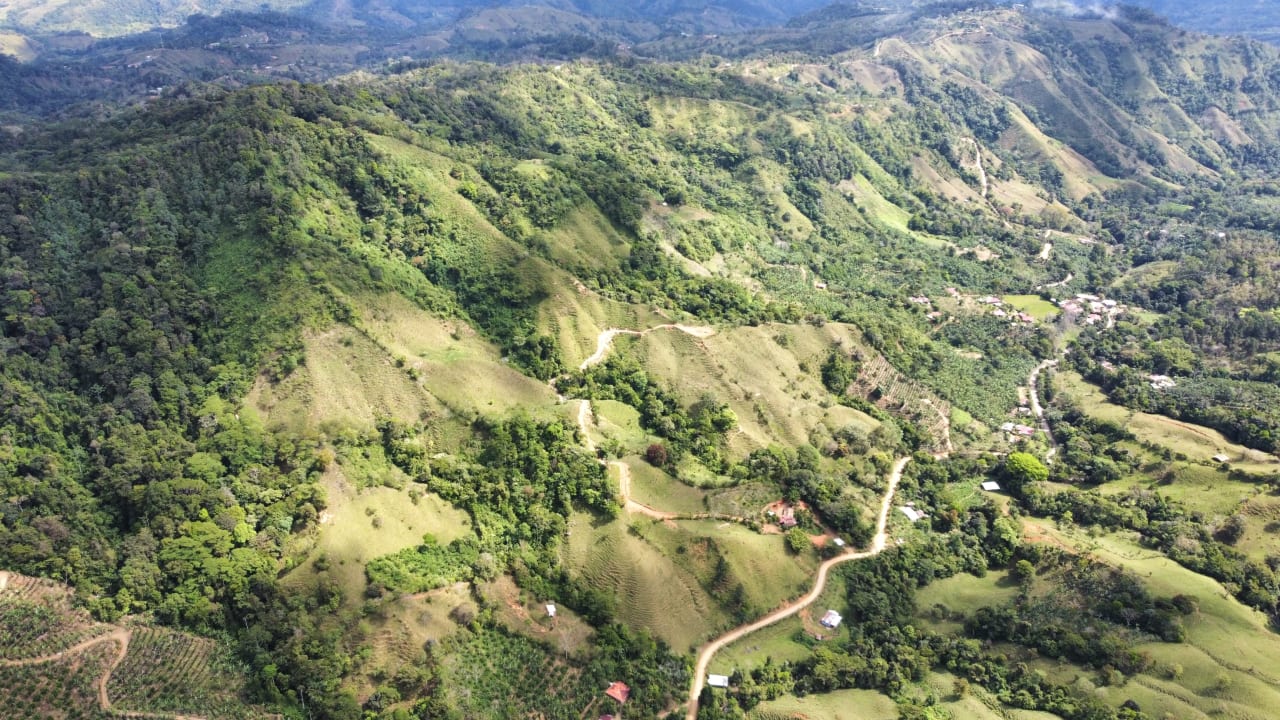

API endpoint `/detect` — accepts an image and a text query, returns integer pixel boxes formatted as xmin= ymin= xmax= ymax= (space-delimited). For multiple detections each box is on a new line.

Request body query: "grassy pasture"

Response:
xmin=623 ymin=458 xmax=709 ymax=515
xmin=285 ymin=465 xmax=472 ymax=603
xmin=1003 ymin=294 xmax=1060 ymax=320
xmin=1020 ymin=525 xmax=1280 ymax=720
xmin=914 ymin=570 xmax=1019 ymax=634
xmin=635 ymin=322 xmax=879 ymax=454
xmin=563 ymin=512 xmax=726 ymax=652
xmin=751 ymin=688 xmax=899 ymax=720
xmin=1056 ymin=371 xmax=1279 ymax=472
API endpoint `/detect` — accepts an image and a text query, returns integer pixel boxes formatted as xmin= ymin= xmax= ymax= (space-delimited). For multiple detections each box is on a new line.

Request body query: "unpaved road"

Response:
xmin=0 ymin=628 xmax=205 ymax=720
xmin=1028 ymin=358 xmax=1059 ymax=461
xmin=685 ymin=456 xmax=911 ymax=719
xmin=576 ymin=399 xmax=678 ymax=520
xmin=579 ymin=324 xmax=715 ymax=370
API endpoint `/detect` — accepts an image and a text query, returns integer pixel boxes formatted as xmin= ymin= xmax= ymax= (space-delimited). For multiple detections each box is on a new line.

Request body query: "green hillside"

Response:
xmin=1 ymin=5 xmax=1280 ymax=720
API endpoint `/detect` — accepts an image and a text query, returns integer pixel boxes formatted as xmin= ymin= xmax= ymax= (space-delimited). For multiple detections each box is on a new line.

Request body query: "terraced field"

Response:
xmin=0 ymin=640 xmax=115 ymax=720
xmin=107 ymin=626 xmax=259 ymax=719
xmin=0 ymin=571 xmax=267 ymax=720
xmin=0 ymin=572 xmax=111 ymax=660
xmin=566 ymin=514 xmax=727 ymax=651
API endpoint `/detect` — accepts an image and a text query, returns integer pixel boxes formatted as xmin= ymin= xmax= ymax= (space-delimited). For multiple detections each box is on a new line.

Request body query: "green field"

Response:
xmin=624 ymin=458 xmax=709 ymax=514
xmin=563 ymin=512 xmax=727 ymax=652
xmin=914 ymin=570 xmax=1019 ymax=633
xmin=284 ymin=465 xmax=472 ymax=603
xmin=1003 ymin=294 xmax=1061 ymax=320
xmin=1020 ymin=525 xmax=1280 ymax=720
xmin=752 ymin=688 xmax=899 ymax=720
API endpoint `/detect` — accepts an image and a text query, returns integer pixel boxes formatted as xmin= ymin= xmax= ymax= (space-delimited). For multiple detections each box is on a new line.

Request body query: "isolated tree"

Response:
xmin=645 ymin=443 xmax=669 ymax=467
xmin=1003 ymin=452 xmax=1049 ymax=491
xmin=785 ymin=528 xmax=810 ymax=554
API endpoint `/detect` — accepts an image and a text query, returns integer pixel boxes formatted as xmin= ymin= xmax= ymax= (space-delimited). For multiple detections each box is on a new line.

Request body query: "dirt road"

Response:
xmin=578 ymin=324 xmax=715 ymax=370
xmin=685 ymin=456 xmax=911 ymax=719
xmin=1028 ymin=358 xmax=1059 ymax=461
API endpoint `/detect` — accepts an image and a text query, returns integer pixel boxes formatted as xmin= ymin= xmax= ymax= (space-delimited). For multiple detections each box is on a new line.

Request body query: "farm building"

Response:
xmin=832 ymin=537 xmax=846 ymax=548
xmin=777 ymin=506 xmax=797 ymax=528
xmin=605 ymin=682 xmax=631 ymax=704
xmin=708 ymin=674 xmax=730 ymax=689
xmin=545 ymin=604 xmax=557 ymax=618
xmin=898 ymin=506 xmax=924 ymax=522
xmin=981 ymin=481 xmax=1001 ymax=492
xmin=1213 ymin=454 xmax=1229 ymax=463
xmin=820 ymin=610 xmax=843 ymax=629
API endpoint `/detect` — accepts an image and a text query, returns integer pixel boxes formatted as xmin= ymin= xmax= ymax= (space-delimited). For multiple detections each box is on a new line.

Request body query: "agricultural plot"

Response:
xmin=106 ymin=626 xmax=260 ymax=719
xmin=480 ymin=576 xmax=595 ymax=656
xmin=849 ymin=353 xmax=952 ymax=452
xmin=563 ymin=512 xmax=728 ymax=652
xmin=633 ymin=322 xmax=881 ymax=454
xmin=440 ymin=628 xmax=601 ymax=720
xmin=0 ymin=641 xmax=114 ymax=720
xmin=0 ymin=573 xmax=110 ymax=660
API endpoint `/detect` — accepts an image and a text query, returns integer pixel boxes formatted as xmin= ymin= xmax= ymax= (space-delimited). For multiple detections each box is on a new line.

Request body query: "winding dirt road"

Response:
xmin=685 ymin=456 xmax=911 ymax=719
xmin=0 ymin=627 xmax=205 ymax=720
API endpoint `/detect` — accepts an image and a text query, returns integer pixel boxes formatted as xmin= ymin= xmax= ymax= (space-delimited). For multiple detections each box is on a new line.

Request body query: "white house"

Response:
xmin=820 ymin=610 xmax=843 ymax=629
xmin=546 ymin=604 xmax=557 ymax=618
xmin=707 ymin=674 xmax=730 ymax=689
xmin=981 ymin=481 xmax=1001 ymax=492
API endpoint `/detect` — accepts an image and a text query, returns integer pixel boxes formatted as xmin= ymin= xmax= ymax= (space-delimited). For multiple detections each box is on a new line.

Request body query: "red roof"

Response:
xmin=605 ymin=682 xmax=631 ymax=703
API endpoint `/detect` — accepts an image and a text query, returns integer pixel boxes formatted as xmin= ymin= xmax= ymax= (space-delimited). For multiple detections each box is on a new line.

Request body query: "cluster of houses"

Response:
xmin=999 ymin=422 xmax=1039 ymax=441
xmin=978 ymin=296 xmax=1037 ymax=323
xmin=1057 ymin=293 xmax=1123 ymax=327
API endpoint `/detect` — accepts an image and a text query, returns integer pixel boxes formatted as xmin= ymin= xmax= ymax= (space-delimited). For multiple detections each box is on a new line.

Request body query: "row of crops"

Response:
xmin=0 ymin=597 xmax=109 ymax=660
xmin=0 ymin=642 xmax=114 ymax=719
xmin=107 ymin=626 xmax=261 ymax=720
xmin=442 ymin=628 xmax=605 ymax=719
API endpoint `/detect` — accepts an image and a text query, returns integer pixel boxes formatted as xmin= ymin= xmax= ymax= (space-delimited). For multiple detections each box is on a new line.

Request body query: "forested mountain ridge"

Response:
xmin=3 ymin=4 xmax=1280 ymax=720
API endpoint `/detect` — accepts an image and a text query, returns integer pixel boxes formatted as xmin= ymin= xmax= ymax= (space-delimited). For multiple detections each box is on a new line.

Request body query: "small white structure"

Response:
xmin=1212 ymin=454 xmax=1230 ymax=464
xmin=832 ymin=537 xmax=846 ymax=548
xmin=898 ymin=506 xmax=924 ymax=522
xmin=820 ymin=610 xmax=843 ymax=629
xmin=546 ymin=604 xmax=557 ymax=618
xmin=981 ymin=481 xmax=1001 ymax=492
xmin=707 ymin=674 xmax=730 ymax=689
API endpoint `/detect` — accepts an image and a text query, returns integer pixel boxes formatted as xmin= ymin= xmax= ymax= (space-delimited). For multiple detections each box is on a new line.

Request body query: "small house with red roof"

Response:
xmin=605 ymin=682 xmax=630 ymax=704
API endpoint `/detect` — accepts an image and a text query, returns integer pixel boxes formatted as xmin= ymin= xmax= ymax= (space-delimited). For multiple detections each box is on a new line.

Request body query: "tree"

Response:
xmin=645 ymin=443 xmax=669 ymax=467
xmin=1003 ymin=452 xmax=1049 ymax=491
xmin=785 ymin=528 xmax=810 ymax=555
xmin=1012 ymin=559 xmax=1036 ymax=584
